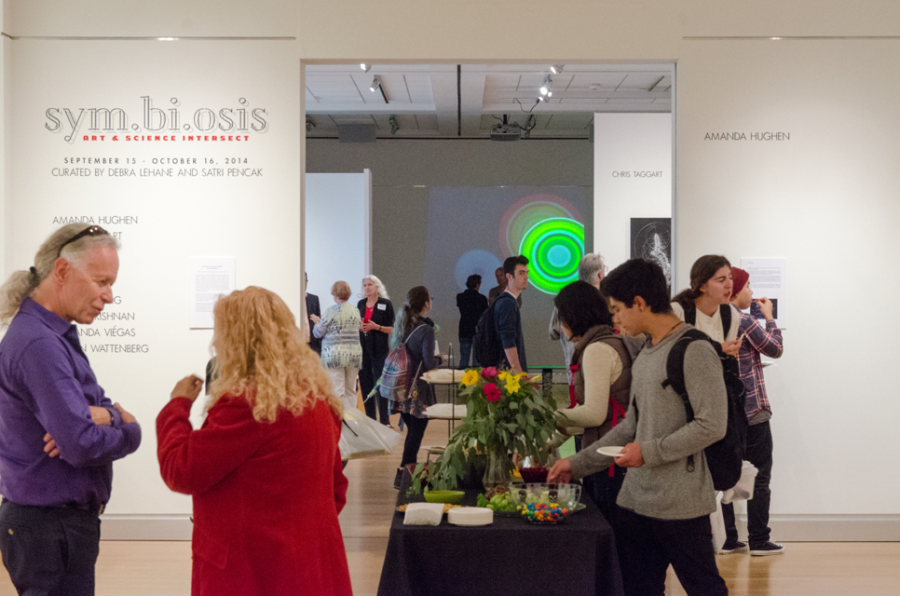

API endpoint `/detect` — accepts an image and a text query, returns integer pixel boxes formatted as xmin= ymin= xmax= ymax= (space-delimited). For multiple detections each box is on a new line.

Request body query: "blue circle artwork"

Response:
xmin=454 ymin=250 xmax=502 ymax=292
xmin=547 ymin=244 xmax=571 ymax=268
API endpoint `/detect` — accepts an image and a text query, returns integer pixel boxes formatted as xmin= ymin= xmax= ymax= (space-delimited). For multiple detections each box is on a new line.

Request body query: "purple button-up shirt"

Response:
xmin=0 ymin=298 xmax=141 ymax=506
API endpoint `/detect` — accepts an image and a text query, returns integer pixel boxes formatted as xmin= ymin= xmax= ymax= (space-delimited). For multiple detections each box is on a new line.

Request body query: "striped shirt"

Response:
xmin=736 ymin=312 xmax=783 ymax=423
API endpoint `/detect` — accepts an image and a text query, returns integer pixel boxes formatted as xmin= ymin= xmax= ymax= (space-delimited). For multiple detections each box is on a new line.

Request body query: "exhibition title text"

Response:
xmin=45 ymin=97 xmax=268 ymax=144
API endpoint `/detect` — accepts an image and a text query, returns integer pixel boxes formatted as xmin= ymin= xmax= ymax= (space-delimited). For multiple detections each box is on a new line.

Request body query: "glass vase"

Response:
xmin=482 ymin=449 xmax=515 ymax=490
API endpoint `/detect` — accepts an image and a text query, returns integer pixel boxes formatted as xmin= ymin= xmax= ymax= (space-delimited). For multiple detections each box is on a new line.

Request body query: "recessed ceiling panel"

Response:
xmin=306 ymin=63 xmax=672 ymax=137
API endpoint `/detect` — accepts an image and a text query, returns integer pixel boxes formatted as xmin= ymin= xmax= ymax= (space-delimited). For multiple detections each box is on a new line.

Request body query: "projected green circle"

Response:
xmin=519 ymin=218 xmax=585 ymax=295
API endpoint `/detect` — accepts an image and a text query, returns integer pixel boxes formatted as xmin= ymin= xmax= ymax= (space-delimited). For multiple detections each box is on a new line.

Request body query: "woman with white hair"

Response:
xmin=549 ymin=252 xmax=607 ymax=379
xmin=357 ymin=275 xmax=394 ymax=426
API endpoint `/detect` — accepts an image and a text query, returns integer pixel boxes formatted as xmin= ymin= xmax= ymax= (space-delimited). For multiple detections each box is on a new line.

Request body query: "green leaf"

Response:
xmin=508 ymin=401 xmax=519 ymax=410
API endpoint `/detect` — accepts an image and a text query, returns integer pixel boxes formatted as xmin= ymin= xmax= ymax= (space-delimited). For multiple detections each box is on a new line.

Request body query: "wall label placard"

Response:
xmin=740 ymin=257 xmax=788 ymax=329
xmin=189 ymin=257 xmax=236 ymax=329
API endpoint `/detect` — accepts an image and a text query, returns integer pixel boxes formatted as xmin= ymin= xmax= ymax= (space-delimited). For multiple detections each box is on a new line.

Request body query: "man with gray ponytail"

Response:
xmin=0 ymin=224 xmax=142 ymax=596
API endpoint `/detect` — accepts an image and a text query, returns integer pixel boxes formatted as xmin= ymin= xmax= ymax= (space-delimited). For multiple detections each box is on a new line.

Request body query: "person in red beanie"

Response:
xmin=719 ymin=267 xmax=785 ymax=556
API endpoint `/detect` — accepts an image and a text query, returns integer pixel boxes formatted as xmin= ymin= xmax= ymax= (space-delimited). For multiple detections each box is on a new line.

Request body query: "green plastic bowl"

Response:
xmin=423 ymin=490 xmax=465 ymax=505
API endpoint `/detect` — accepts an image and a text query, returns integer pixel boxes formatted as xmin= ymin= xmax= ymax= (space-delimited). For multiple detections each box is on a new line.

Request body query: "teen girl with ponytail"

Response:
xmin=671 ymin=255 xmax=742 ymax=356
xmin=390 ymin=286 xmax=441 ymax=489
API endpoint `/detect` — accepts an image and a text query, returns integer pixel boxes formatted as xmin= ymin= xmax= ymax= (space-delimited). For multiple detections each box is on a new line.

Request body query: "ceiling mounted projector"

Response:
xmin=490 ymin=116 xmax=522 ymax=141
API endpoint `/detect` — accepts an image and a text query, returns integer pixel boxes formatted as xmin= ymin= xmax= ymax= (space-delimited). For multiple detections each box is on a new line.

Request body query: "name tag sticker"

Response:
xmin=377 ymin=304 xmax=387 ymax=310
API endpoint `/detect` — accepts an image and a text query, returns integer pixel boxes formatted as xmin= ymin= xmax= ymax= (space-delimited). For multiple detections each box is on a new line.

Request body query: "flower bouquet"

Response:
xmin=409 ymin=367 xmax=561 ymax=495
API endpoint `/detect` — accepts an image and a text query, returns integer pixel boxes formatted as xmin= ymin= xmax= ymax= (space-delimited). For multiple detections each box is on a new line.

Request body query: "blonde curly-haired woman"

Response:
xmin=156 ymin=286 xmax=351 ymax=596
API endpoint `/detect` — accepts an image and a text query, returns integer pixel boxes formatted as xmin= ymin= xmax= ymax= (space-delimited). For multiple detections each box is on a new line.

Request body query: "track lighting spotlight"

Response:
xmin=360 ymin=63 xmax=371 ymax=72
xmin=389 ymin=116 xmax=399 ymax=135
xmin=370 ymin=76 xmax=381 ymax=92
xmin=550 ymin=64 xmax=564 ymax=74
xmin=539 ymin=75 xmax=552 ymax=96
xmin=305 ymin=117 xmax=316 ymax=132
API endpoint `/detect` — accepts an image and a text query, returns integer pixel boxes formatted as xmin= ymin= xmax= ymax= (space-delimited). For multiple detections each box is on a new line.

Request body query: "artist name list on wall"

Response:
xmin=77 ymin=294 xmax=148 ymax=355
xmin=53 ymin=214 xmax=149 ymax=354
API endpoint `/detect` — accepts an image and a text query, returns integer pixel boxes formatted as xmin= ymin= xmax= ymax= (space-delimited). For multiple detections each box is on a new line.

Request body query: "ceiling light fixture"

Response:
xmin=360 ymin=63 xmax=371 ymax=72
xmin=550 ymin=64 xmax=564 ymax=74
xmin=389 ymin=116 xmax=399 ymax=135
xmin=539 ymin=75 xmax=552 ymax=96
xmin=370 ymin=76 xmax=381 ymax=93
xmin=305 ymin=117 xmax=316 ymax=132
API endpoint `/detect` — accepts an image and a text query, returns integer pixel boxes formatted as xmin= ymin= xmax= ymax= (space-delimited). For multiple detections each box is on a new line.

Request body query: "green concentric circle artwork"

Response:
xmin=519 ymin=217 xmax=585 ymax=295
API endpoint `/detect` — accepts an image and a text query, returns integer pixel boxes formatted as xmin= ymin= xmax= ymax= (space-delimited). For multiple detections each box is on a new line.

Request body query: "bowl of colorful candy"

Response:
xmin=519 ymin=501 xmax=571 ymax=524
xmin=510 ymin=483 xmax=582 ymax=512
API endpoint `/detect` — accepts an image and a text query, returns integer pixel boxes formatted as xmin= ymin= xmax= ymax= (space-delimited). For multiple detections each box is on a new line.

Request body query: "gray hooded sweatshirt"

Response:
xmin=568 ymin=325 xmax=727 ymax=520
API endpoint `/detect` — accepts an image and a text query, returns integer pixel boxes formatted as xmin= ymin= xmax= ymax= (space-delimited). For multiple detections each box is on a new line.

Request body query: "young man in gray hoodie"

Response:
xmin=549 ymin=259 xmax=729 ymax=596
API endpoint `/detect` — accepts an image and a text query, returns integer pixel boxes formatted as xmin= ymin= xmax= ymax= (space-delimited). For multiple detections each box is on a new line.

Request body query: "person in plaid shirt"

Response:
xmin=720 ymin=267 xmax=785 ymax=556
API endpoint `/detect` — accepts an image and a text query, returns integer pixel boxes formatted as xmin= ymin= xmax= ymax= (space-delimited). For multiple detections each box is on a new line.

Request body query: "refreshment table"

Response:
xmin=377 ymin=471 xmax=625 ymax=596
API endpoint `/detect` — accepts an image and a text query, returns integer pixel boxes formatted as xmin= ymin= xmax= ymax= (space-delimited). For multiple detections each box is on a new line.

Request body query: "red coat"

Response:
xmin=157 ymin=394 xmax=352 ymax=596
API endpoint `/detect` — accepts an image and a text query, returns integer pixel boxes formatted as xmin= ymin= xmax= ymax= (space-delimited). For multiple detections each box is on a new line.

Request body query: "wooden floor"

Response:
xmin=2 ymin=412 xmax=899 ymax=596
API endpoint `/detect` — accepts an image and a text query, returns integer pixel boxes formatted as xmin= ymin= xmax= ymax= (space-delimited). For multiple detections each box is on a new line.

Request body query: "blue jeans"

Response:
xmin=458 ymin=338 xmax=475 ymax=369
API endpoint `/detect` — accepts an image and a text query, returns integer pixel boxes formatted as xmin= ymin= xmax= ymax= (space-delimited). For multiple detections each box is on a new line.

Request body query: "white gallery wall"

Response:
xmin=305 ymin=172 xmax=371 ymax=301
xmin=3 ymin=37 xmax=300 ymax=537
xmin=593 ymin=113 xmax=672 ymax=270
xmin=678 ymin=39 xmax=900 ymax=538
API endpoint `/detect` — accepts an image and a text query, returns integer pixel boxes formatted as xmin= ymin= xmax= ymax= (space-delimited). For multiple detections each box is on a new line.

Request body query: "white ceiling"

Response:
xmin=305 ymin=64 xmax=672 ymax=139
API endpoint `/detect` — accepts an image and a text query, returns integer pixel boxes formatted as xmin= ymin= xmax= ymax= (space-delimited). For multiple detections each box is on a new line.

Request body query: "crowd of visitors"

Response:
xmin=0 ymin=221 xmax=784 ymax=596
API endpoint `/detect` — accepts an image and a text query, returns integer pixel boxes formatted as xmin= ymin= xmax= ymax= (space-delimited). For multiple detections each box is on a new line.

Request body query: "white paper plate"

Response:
xmin=420 ymin=369 xmax=466 ymax=384
xmin=597 ymin=446 xmax=625 ymax=458
xmin=424 ymin=403 xmax=467 ymax=419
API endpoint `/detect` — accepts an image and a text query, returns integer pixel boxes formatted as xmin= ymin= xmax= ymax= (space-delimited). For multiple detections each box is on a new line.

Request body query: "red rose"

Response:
xmin=481 ymin=366 xmax=498 ymax=378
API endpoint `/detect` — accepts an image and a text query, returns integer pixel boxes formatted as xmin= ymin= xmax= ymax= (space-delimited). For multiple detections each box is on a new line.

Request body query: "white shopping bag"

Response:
xmin=710 ymin=492 xmax=727 ymax=553
xmin=721 ymin=461 xmax=759 ymax=505
xmin=339 ymin=406 xmax=402 ymax=461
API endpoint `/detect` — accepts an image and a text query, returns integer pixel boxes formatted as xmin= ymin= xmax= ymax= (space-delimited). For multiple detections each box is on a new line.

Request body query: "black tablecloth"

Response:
xmin=377 ymin=472 xmax=624 ymax=596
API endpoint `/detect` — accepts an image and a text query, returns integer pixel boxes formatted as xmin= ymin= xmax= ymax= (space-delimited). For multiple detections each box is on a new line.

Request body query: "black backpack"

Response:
xmin=662 ymin=328 xmax=748 ymax=491
xmin=472 ymin=299 xmax=504 ymax=368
